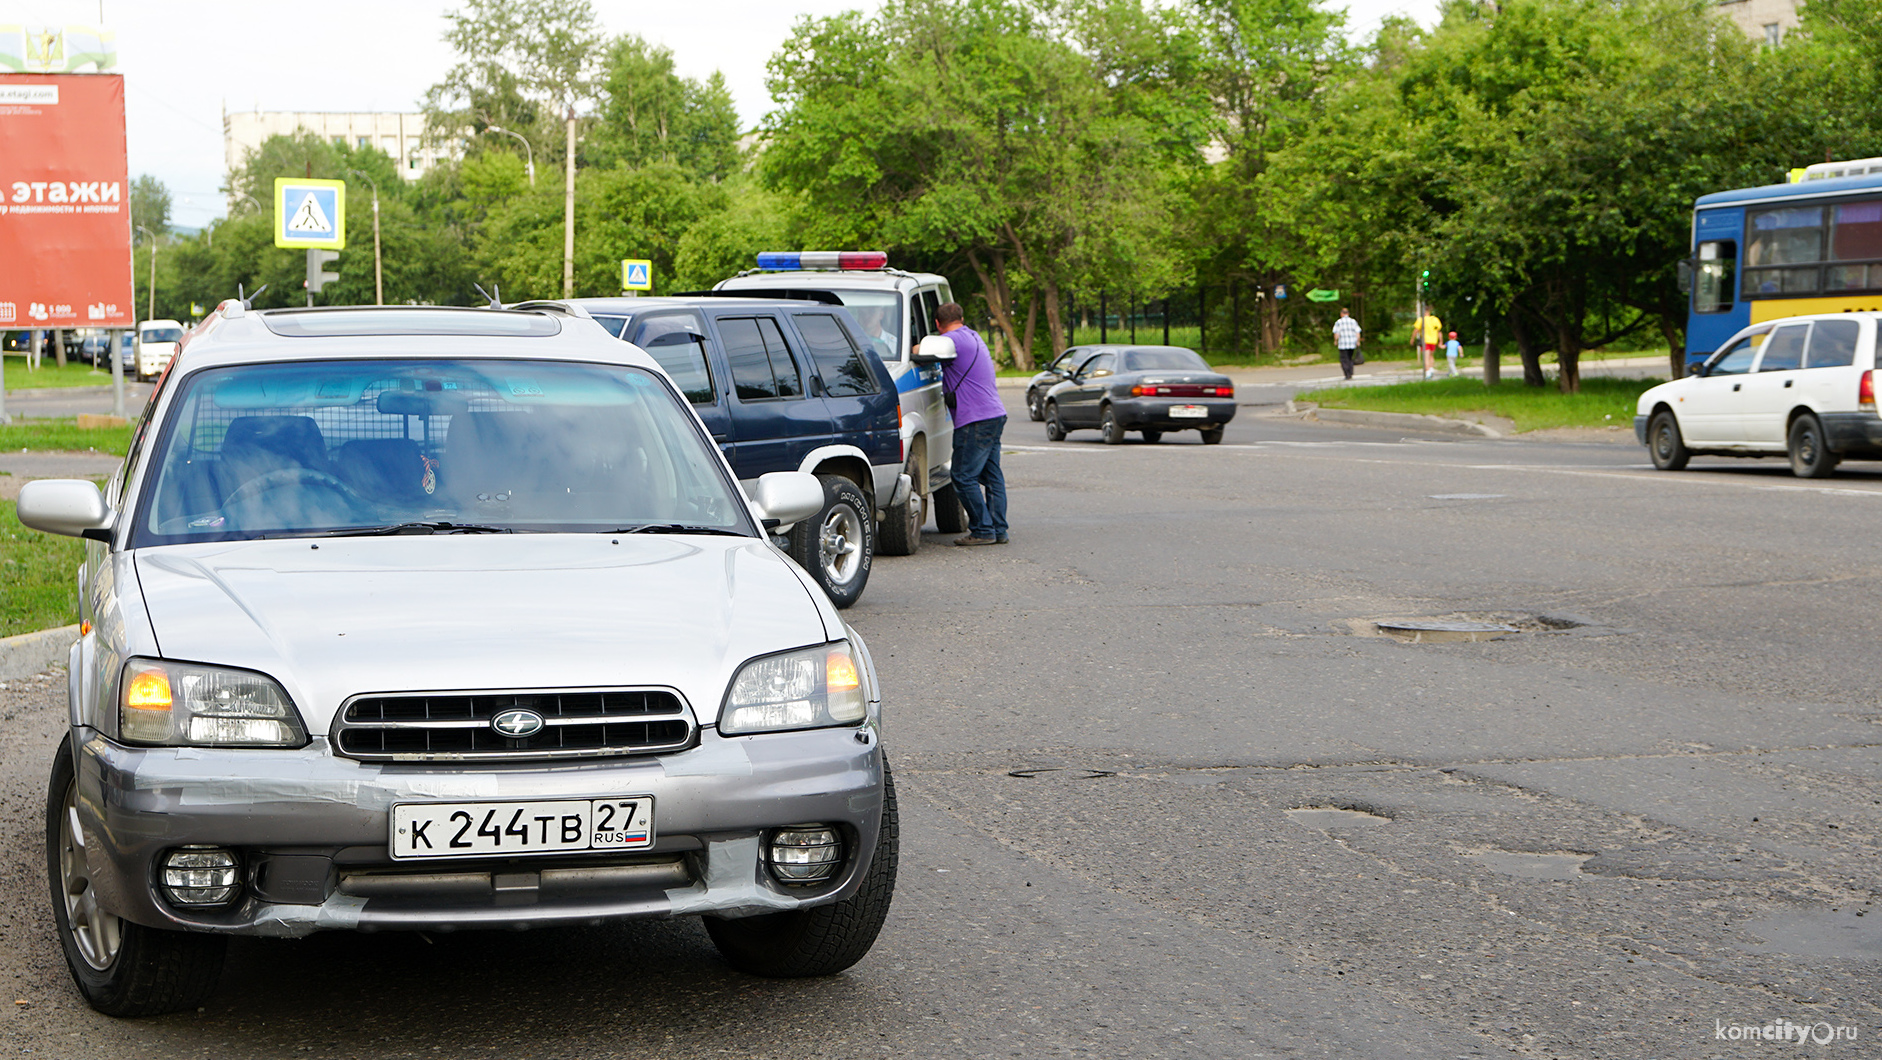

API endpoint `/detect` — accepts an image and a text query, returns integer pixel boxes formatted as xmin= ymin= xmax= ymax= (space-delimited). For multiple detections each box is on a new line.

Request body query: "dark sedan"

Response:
xmin=1025 ymin=347 xmax=1090 ymax=421
xmin=1041 ymin=346 xmax=1236 ymax=444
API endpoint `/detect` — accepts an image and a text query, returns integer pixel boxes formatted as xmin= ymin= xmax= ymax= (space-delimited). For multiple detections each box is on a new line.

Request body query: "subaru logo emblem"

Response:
xmin=491 ymin=708 xmax=545 ymax=738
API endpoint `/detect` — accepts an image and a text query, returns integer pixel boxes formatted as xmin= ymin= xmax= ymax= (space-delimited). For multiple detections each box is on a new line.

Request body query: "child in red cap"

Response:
xmin=1444 ymin=331 xmax=1462 ymax=377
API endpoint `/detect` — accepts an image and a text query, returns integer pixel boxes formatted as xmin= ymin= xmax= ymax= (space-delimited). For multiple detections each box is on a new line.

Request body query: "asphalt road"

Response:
xmin=0 ymin=390 xmax=1876 ymax=1058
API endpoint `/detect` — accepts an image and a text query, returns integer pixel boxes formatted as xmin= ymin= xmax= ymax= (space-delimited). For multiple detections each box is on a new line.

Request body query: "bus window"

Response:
xmin=1693 ymin=241 xmax=1735 ymax=313
xmin=1745 ymin=207 xmax=1825 ymax=297
xmin=1828 ymin=201 xmax=1882 ymax=291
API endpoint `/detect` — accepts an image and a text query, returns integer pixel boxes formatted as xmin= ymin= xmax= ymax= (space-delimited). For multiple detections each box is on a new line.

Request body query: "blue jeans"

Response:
xmin=951 ymin=415 xmax=1008 ymax=539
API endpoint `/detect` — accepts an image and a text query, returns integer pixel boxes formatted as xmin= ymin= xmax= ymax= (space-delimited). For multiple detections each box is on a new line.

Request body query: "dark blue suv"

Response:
xmin=567 ymin=297 xmax=905 ymax=608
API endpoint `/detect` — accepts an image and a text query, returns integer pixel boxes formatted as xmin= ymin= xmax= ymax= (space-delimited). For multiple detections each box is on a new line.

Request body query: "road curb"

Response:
xmin=0 ymin=624 xmax=77 ymax=682
xmin=1288 ymin=402 xmax=1501 ymax=438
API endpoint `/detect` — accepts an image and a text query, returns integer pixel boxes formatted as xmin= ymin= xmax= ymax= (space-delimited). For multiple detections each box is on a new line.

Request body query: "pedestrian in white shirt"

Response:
xmin=1332 ymin=309 xmax=1362 ymax=380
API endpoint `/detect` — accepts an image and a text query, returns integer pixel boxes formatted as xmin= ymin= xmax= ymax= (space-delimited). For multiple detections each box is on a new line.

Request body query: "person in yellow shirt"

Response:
xmin=1412 ymin=311 xmax=1443 ymax=380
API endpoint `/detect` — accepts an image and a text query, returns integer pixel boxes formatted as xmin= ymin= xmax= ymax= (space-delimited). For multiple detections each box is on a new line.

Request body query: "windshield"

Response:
xmin=142 ymin=328 xmax=184 ymax=343
xmin=1123 ymin=348 xmax=1209 ymax=371
xmin=133 ymin=358 xmax=753 ymax=545
xmin=827 ymin=292 xmax=902 ymax=362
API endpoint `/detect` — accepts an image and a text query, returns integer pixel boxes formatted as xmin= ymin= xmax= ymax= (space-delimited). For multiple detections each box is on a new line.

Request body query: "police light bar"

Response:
xmin=755 ymin=251 xmax=889 ymax=271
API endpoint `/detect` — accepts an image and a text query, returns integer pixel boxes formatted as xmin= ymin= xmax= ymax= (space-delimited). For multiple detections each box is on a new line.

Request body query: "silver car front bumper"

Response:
xmin=70 ymin=725 xmax=886 ymax=938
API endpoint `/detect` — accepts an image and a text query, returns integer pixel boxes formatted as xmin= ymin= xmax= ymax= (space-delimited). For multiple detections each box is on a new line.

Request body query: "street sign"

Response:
xmin=1306 ymin=289 xmax=1339 ymax=302
xmin=622 ymin=258 xmax=652 ymax=292
xmin=273 ymin=177 xmax=345 ymax=249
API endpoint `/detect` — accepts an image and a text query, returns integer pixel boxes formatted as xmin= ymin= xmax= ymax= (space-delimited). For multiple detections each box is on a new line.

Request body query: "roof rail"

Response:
xmin=508 ymin=299 xmax=594 ymax=320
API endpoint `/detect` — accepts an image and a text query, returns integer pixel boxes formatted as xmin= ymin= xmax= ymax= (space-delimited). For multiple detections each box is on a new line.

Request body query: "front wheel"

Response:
xmin=1648 ymin=410 xmax=1690 ymax=471
xmin=1100 ymin=405 xmax=1126 ymax=445
xmin=48 ymin=736 xmax=226 ymax=1017
xmin=706 ymin=763 xmax=899 ymax=977
xmin=1044 ymin=402 xmax=1067 ymax=442
xmin=877 ymin=462 xmax=924 ymax=557
xmin=1788 ymin=413 xmax=1839 ymax=478
xmin=787 ymin=475 xmax=873 ymax=608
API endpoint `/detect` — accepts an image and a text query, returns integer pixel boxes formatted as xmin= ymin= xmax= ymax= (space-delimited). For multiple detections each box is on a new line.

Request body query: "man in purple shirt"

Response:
xmin=937 ymin=302 xmax=1008 ymax=545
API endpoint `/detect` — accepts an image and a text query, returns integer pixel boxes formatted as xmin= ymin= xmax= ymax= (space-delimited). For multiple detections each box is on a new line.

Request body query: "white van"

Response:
xmin=1636 ymin=312 xmax=1881 ymax=477
xmin=135 ymin=319 xmax=185 ymax=380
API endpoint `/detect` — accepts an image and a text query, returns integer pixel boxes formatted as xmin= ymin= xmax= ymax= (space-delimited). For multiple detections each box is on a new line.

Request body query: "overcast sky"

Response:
xmin=18 ymin=0 xmax=1440 ymax=229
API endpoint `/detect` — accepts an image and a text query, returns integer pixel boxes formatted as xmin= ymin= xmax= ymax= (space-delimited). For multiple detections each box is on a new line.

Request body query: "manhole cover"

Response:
xmin=1376 ymin=620 xmax=1517 ymax=643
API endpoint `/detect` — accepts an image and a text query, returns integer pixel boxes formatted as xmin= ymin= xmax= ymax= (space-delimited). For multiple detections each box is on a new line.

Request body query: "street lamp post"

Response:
xmin=348 ymin=168 xmax=384 ymax=305
xmin=484 ymin=125 xmax=536 ymax=186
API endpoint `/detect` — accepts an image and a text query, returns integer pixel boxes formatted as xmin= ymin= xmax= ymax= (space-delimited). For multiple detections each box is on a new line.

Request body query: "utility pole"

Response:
xmin=563 ymin=104 xmax=577 ymax=299
xmin=137 ymin=224 xmax=156 ymax=321
xmin=347 ymin=168 xmax=384 ymax=305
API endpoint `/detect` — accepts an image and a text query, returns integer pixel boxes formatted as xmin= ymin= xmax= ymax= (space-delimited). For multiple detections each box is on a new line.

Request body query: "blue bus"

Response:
xmin=1687 ymin=168 xmax=1882 ymax=369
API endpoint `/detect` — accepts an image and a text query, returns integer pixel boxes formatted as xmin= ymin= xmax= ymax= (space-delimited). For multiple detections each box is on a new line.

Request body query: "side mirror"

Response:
xmin=1676 ymin=259 xmax=1694 ymax=295
xmin=912 ymin=335 xmax=957 ymax=364
xmin=1690 ymin=361 xmax=1708 ymax=378
xmin=17 ymin=479 xmax=114 ymax=540
xmin=750 ymin=471 xmax=824 ymax=529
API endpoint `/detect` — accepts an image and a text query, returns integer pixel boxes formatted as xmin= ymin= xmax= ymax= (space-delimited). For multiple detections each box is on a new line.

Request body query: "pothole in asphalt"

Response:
xmin=1346 ymin=612 xmax=1592 ymax=642
xmin=1465 ymin=850 xmax=1592 ymax=880
xmin=1286 ymin=806 xmax=1392 ymax=828
xmin=1738 ymin=908 xmax=1882 ymax=960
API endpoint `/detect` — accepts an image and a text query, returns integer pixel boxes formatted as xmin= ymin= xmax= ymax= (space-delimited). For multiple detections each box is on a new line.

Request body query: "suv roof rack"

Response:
xmin=507 ymin=300 xmax=595 ymax=319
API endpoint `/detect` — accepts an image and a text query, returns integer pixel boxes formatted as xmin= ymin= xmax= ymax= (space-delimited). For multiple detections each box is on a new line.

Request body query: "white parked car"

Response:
xmin=134 ymin=319 xmax=185 ymax=380
xmin=1635 ymin=312 xmax=1879 ymax=477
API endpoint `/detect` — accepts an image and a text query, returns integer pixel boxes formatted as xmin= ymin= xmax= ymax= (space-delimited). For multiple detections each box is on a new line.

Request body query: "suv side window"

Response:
xmin=631 ymin=311 xmax=717 ymax=404
xmin=908 ymin=294 xmax=931 ymax=348
xmin=1805 ymin=319 xmax=1860 ymax=368
xmin=720 ymin=316 xmax=803 ymax=401
xmin=794 ymin=313 xmax=880 ymax=397
xmin=919 ymin=290 xmax=942 ymax=335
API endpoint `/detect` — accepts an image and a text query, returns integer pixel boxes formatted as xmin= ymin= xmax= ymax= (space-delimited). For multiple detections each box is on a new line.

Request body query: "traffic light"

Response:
xmin=306 ymin=249 xmax=340 ymax=294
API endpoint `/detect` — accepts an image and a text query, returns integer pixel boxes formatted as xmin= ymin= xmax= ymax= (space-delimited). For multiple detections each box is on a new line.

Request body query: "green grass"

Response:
xmin=1298 ymin=376 xmax=1663 ymax=432
xmin=1 ymin=498 xmax=83 ymax=637
xmin=3 ymin=353 xmax=122 ymax=390
xmin=0 ymin=418 xmax=134 ymax=455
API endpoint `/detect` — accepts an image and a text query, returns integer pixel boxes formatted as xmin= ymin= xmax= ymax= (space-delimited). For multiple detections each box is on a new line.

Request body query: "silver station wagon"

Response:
xmin=18 ymin=302 xmax=896 ymax=1017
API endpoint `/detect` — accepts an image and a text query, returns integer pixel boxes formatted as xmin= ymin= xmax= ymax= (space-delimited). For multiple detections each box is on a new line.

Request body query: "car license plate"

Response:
xmin=390 ymin=797 xmax=654 ymax=860
xmin=1170 ymin=405 xmax=1208 ymax=418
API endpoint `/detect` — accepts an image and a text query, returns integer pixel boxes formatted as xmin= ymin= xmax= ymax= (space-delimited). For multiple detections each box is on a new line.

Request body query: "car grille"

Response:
xmin=333 ymin=687 xmax=694 ymax=762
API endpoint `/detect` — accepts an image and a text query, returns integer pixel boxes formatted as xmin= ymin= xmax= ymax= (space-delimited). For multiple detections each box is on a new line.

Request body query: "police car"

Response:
xmin=711 ymin=253 xmax=965 ymax=551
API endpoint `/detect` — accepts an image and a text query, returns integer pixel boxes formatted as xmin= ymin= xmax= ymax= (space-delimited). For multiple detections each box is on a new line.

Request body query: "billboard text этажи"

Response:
xmin=0 ymin=73 xmax=134 ymax=329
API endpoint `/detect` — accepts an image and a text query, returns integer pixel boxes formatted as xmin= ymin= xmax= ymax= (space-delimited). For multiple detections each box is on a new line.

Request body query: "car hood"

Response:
xmin=133 ymin=535 xmax=830 ymax=732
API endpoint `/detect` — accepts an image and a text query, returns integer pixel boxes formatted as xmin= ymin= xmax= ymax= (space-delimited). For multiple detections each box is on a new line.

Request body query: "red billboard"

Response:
xmin=0 ymin=73 xmax=133 ymax=329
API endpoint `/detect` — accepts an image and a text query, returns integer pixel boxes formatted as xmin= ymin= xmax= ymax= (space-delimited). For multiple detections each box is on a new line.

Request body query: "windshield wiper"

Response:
xmin=606 ymin=523 xmax=749 ymax=537
xmin=291 ymin=521 xmax=519 ymax=538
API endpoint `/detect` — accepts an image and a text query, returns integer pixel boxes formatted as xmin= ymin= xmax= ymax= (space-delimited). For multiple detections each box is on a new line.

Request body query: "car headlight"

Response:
xmin=719 ymin=643 xmax=867 ymax=735
xmin=119 ymin=659 xmax=309 ymax=747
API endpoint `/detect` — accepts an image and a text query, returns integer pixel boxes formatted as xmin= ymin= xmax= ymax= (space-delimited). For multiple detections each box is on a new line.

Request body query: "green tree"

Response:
xmin=425 ymin=0 xmax=604 ymax=169
xmin=130 ymin=175 xmax=171 ymax=241
xmin=764 ymin=0 xmax=1209 ymax=368
xmin=589 ymin=36 xmax=743 ymax=182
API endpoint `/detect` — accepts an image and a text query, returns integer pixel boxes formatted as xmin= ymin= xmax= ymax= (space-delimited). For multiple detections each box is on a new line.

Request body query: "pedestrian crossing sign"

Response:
xmin=622 ymin=259 xmax=652 ymax=292
xmin=273 ymin=178 xmax=346 ymax=249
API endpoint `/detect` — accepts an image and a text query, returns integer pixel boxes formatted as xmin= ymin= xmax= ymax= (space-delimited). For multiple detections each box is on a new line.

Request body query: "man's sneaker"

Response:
xmin=994 ymin=535 xmax=1009 ymax=544
xmin=954 ymin=535 xmax=997 ymax=546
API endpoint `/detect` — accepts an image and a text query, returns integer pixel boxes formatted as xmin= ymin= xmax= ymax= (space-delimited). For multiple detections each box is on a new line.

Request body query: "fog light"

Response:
xmin=160 ymin=846 xmax=240 ymax=906
xmin=767 ymin=826 xmax=842 ymax=884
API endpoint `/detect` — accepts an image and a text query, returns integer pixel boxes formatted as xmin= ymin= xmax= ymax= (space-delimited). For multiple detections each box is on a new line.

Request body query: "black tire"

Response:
xmin=706 ymin=762 xmax=899 ymax=978
xmin=1788 ymin=413 xmax=1838 ymax=478
xmin=1141 ymin=430 xmax=1162 ymax=444
xmin=1044 ymin=402 xmax=1067 ymax=442
xmin=787 ymin=475 xmax=873 ymax=609
xmin=1648 ymin=410 xmax=1690 ymax=471
xmin=877 ymin=463 xmax=924 ymax=558
xmin=933 ymin=483 xmax=968 ymax=534
xmin=1100 ymin=405 xmax=1126 ymax=445
xmin=48 ymin=736 xmax=225 ymax=1017
xmin=1026 ymin=388 xmax=1045 ymax=422
xmin=1199 ymin=426 xmax=1225 ymax=445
